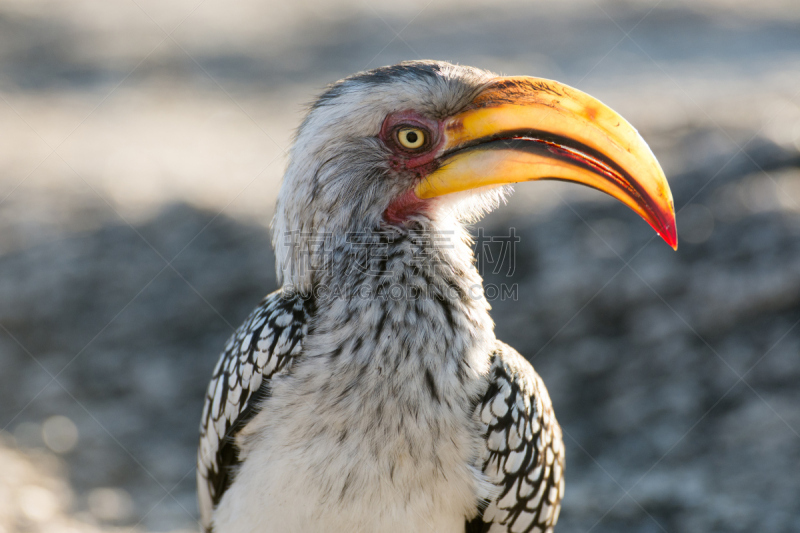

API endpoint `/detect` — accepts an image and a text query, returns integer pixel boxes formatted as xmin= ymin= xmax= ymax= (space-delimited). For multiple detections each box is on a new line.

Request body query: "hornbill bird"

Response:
xmin=197 ymin=61 xmax=677 ymax=533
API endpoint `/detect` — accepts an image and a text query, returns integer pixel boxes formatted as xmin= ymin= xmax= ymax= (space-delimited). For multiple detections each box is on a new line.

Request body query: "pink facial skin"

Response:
xmin=380 ymin=111 xmax=447 ymax=224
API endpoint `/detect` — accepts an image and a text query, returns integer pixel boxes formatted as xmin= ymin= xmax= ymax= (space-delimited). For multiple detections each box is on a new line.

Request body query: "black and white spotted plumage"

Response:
xmin=197 ymin=291 xmax=311 ymax=527
xmin=197 ymin=295 xmax=565 ymax=533
xmin=467 ymin=345 xmax=565 ymax=533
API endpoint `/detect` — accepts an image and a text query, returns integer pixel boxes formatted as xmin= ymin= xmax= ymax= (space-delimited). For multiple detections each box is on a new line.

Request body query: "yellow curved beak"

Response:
xmin=416 ymin=77 xmax=678 ymax=249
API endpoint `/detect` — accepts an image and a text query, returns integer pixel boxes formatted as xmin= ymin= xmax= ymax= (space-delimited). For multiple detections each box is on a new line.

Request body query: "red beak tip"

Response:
xmin=660 ymin=224 xmax=678 ymax=251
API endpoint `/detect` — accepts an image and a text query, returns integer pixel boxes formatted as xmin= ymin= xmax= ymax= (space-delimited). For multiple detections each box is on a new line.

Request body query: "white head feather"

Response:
xmin=272 ymin=61 xmax=509 ymax=289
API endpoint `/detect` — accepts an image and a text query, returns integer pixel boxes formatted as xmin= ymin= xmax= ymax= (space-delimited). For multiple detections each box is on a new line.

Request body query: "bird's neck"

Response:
xmin=251 ymin=225 xmax=497 ymax=529
xmin=296 ymin=223 xmax=495 ymax=397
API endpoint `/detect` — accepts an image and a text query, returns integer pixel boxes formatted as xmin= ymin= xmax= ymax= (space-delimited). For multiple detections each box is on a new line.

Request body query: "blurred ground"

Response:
xmin=1 ymin=1 xmax=800 ymax=532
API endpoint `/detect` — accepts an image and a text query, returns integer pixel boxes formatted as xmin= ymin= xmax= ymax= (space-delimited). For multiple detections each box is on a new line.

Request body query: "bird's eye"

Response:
xmin=396 ymin=127 xmax=426 ymax=150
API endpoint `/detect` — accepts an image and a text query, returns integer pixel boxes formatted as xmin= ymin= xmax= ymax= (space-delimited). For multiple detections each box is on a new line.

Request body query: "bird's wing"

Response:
xmin=196 ymin=290 xmax=310 ymax=530
xmin=467 ymin=343 xmax=566 ymax=533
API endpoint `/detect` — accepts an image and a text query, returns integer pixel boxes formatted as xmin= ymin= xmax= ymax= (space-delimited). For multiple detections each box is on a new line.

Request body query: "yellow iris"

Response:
xmin=397 ymin=127 xmax=426 ymax=149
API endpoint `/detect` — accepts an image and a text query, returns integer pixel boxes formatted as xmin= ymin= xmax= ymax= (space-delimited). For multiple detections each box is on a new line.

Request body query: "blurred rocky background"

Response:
xmin=1 ymin=0 xmax=799 ymax=532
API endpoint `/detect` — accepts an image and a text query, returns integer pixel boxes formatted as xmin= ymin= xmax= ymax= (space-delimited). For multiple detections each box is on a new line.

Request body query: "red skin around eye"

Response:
xmin=380 ymin=110 xmax=445 ymax=173
xmin=381 ymin=111 xmax=445 ymax=224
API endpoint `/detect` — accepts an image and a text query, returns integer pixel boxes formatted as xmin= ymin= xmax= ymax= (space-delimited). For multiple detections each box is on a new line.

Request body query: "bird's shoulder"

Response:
xmin=467 ymin=342 xmax=565 ymax=533
xmin=196 ymin=289 xmax=312 ymax=529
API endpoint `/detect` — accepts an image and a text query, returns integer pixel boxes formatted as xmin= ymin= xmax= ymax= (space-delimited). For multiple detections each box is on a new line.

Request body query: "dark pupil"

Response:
xmin=405 ymin=131 xmax=419 ymax=144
